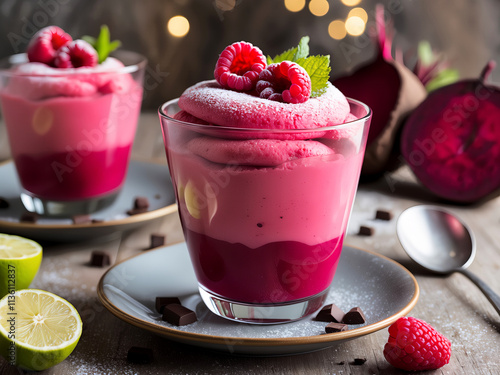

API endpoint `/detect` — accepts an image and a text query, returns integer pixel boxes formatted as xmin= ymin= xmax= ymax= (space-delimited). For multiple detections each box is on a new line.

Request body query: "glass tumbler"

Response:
xmin=0 ymin=51 xmax=146 ymax=216
xmin=159 ymin=98 xmax=371 ymax=324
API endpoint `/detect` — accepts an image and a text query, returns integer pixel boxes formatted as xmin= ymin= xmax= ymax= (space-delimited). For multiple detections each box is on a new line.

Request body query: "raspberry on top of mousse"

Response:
xmin=213 ymin=37 xmax=330 ymax=105
xmin=25 ymin=25 xmax=120 ymax=69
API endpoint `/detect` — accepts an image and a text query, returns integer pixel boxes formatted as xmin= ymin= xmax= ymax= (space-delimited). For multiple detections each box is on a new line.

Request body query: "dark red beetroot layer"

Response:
xmin=184 ymin=229 xmax=343 ymax=304
xmin=15 ymin=145 xmax=132 ymax=200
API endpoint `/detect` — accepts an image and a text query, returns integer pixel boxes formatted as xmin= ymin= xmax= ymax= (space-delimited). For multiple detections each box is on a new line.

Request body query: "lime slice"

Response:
xmin=0 ymin=289 xmax=82 ymax=371
xmin=0 ymin=234 xmax=42 ymax=298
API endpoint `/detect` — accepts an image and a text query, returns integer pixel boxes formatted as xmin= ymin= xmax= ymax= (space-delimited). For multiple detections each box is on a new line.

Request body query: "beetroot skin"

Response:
xmin=333 ymin=5 xmax=427 ymax=177
xmin=401 ymin=61 xmax=500 ymax=203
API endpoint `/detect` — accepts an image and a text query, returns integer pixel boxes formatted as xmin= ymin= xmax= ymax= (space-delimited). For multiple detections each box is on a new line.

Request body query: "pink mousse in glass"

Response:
xmin=0 ymin=28 xmax=146 ymax=216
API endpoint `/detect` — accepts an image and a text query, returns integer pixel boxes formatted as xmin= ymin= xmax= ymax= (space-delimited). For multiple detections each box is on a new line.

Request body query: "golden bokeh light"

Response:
xmin=167 ymin=15 xmax=190 ymax=38
xmin=341 ymin=0 xmax=361 ymax=6
xmin=284 ymin=0 xmax=306 ymax=12
xmin=345 ymin=15 xmax=365 ymax=36
xmin=328 ymin=20 xmax=346 ymax=40
xmin=348 ymin=7 xmax=367 ymax=23
xmin=309 ymin=0 xmax=329 ymax=17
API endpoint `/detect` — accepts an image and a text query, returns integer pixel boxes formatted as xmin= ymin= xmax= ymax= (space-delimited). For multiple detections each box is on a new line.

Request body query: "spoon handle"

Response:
xmin=459 ymin=268 xmax=500 ymax=316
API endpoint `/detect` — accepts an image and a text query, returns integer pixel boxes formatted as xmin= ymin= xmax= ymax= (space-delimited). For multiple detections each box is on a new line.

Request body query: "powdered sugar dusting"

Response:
xmin=178 ymin=80 xmax=350 ymax=130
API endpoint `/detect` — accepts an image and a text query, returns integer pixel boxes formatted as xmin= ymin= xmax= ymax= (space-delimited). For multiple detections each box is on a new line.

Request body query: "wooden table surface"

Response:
xmin=1 ymin=113 xmax=499 ymax=375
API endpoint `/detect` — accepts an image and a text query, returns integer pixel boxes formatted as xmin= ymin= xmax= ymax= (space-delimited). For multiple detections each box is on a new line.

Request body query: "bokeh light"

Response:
xmin=284 ymin=0 xmax=306 ymax=12
xmin=167 ymin=15 xmax=190 ymax=38
xmin=341 ymin=0 xmax=361 ymax=6
xmin=328 ymin=20 xmax=346 ymax=40
xmin=309 ymin=0 xmax=329 ymax=17
xmin=348 ymin=7 xmax=368 ymax=23
xmin=215 ymin=0 xmax=236 ymax=12
xmin=345 ymin=15 xmax=365 ymax=36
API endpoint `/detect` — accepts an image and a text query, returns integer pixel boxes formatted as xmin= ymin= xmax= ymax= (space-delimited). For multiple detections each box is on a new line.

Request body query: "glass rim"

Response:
xmin=158 ymin=97 xmax=372 ymax=134
xmin=0 ymin=50 xmax=147 ymax=76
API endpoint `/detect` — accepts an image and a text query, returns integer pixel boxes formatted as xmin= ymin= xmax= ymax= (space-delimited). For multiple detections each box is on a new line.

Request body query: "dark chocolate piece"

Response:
xmin=314 ymin=303 xmax=345 ymax=323
xmin=126 ymin=208 xmax=148 ymax=216
xmin=375 ymin=209 xmax=393 ymax=221
xmin=127 ymin=346 xmax=154 ymax=364
xmin=89 ymin=251 xmax=111 ymax=267
xmin=162 ymin=303 xmax=197 ymax=326
xmin=342 ymin=307 xmax=366 ymax=324
xmin=0 ymin=197 xmax=9 ymax=209
xmin=134 ymin=196 xmax=150 ymax=209
xmin=150 ymin=233 xmax=166 ymax=249
xmin=155 ymin=296 xmax=181 ymax=314
xmin=358 ymin=225 xmax=374 ymax=236
xmin=72 ymin=214 xmax=91 ymax=225
xmin=314 ymin=304 xmax=334 ymax=322
xmin=353 ymin=357 xmax=367 ymax=365
xmin=325 ymin=322 xmax=348 ymax=333
xmin=20 ymin=212 xmax=38 ymax=223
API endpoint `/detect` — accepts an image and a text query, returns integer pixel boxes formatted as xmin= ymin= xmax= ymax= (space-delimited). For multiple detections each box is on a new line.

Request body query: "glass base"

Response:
xmin=199 ymin=285 xmax=328 ymax=325
xmin=20 ymin=191 xmax=119 ymax=217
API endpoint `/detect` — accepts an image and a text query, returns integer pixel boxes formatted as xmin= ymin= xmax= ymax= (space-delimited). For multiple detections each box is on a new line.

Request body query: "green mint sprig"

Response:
xmin=82 ymin=25 xmax=121 ymax=64
xmin=267 ymin=36 xmax=331 ymax=98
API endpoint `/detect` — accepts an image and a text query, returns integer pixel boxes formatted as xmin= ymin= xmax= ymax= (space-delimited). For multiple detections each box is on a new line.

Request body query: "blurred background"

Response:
xmin=0 ymin=0 xmax=499 ymax=111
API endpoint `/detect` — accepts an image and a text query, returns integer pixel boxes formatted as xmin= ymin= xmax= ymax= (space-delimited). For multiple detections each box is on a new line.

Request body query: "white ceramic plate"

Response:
xmin=98 ymin=242 xmax=419 ymax=356
xmin=0 ymin=160 xmax=176 ymax=241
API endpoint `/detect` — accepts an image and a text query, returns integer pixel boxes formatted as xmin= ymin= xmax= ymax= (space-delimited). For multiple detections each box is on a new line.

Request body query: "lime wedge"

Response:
xmin=0 ymin=289 xmax=82 ymax=370
xmin=0 ymin=234 xmax=42 ymax=298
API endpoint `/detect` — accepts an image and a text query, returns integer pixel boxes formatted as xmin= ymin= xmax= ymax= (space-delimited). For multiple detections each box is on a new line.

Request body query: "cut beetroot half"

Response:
xmin=333 ymin=5 xmax=427 ymax=177
xmin=401 ymin=61 xmax=500 ymax=203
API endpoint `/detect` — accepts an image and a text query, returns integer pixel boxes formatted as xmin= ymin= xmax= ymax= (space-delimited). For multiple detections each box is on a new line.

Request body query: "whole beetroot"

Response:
xmin=401 ymin=61 xmax=500 ymax=203
xmin=333 ymin=5 xmax=427 ymax=177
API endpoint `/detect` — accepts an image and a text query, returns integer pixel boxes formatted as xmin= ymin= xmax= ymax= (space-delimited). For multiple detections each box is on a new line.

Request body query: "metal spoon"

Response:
xmin=397 ymin=205 xmax=500 ymax=315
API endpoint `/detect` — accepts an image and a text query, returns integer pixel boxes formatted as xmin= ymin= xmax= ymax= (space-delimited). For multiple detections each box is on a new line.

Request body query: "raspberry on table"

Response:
xmin=27 ymin=26 xmax=72 ymax=65
xmin=256 ymin=61 xmax=311 ymax=104
xmin=54 ymin=39 xmax=98 ymax=68
xmin=383 ymin=317 xmax=451 ymax=371
xmin=214 ymin=41 xmax=266 ymax=91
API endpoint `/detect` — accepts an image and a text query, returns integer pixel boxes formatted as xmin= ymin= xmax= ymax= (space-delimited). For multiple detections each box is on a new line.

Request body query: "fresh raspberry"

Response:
xmin=383 ymin=317 xmax=451 ymax=371
xmin=256 ymin=61 xmax=311 ymax=104
xmin=53 ymin=40 xmax=98 ymax=68
xmin=214 ymin=42 xmax=266 ymax=91
xmin=27 ymin=26 xmax=72 ymax=65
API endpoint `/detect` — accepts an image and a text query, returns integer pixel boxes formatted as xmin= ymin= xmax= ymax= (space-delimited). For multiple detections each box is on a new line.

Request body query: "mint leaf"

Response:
xmin=296 ymin=55 xmax=331 ymax=97
xmin=82 ymin=25 xmax=121 ymax=64
xmin=268 ymin=36 xmax=310 ymax=64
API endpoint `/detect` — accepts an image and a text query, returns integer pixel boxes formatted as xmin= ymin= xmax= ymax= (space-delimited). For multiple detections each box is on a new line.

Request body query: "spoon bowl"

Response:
xmin=397 ymin=205 xmax=475 ymax=274
xmin=397 ymin=205 xmax=500 ymax=316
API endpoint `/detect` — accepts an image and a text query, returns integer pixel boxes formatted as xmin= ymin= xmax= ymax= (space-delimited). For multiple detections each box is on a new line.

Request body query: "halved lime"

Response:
xmin=0 ymin=234 xmax=42 ymax=298
xmin=0 ymin=289 xmax=82 ymax=370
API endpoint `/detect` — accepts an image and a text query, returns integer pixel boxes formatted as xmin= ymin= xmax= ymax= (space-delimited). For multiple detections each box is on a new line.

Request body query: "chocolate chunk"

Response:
xmin=126 ymin=207 xmax=148 ymax=216
xmin=72 ymin=214 xmax=91 ymax=225
xmin=89 ymin=251 xmax=111 ymax=267
xmin=314 ymin=304 xmax=334 ymax=322
xmin=353 ymin=357 xmax=367 ymax=365
xmin=127 ymin=346 xmax=154 ymax=364
xmin=0 ymin=197 xmax=9 ymax=209
xmin=358 ymin=225 xmax=374 ymax=236
xmin=150 ymin=233 xmax=166 ymax=249
xmin=155 ymin=296 xmax=181 ymax=314
xmin=325 ymin=322 xmax=348 ymax=333
xmin=162 ymin=303 xmax=197 ymax=326
xmin=342 ymin=307 xmax=366 ymax=324
xmin=134 ymin=196 xmax=150 ymax=209
xmin=314 ymin=303 xmax=345 ymax=323
xmin=20 ymin=212 xmax=38 ymax=223
xmin=375 ymin=209 xmax=393 ymax=221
